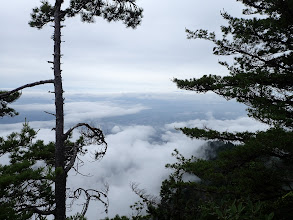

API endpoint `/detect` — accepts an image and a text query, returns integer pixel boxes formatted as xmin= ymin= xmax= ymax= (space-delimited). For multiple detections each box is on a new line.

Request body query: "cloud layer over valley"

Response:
xmin=0 ymin=92 xmax=268 ymax=219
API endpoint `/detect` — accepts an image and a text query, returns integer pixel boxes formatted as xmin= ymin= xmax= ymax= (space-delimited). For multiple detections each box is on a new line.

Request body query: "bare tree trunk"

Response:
xmin=53 ymin=0 xmax=66 ymax=219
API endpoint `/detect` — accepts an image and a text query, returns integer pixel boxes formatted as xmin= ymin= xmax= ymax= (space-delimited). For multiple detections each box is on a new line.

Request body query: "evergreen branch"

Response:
xmin=186 ymin=29 xmax=293 ymax=71
xmin=29 ymin=1 xmax=55 ymax=29
xmin=0 ymin=79 xmax=54 ymax=99
xmin=222 ymin=44 xmax=293 ymax=71
xmin=251 ymin=28 xmax=292 ymax=50
xmin=18 ymin=204 xmax=55 ymax=215
xmin=30 ymin=206 xmax=55 ymax=216
xmin=179 ymin=127 xmax=255 ymax=143
xmin=181 ymin=181 xmax=239 ymax=196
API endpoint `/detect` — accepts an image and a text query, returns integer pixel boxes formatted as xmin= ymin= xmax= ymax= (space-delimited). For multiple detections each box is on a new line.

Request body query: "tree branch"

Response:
xmin=18 ymin=204 xmax=55 ymax=216
xmin=179 ymin=126 xmax=255 ymax=143
xmin=131 ymin=182 xmax=159 ymax=206
xmin=64 ymin=123 xmax=107 ymax=173
xmin=69 ymin=187 xmax=109 ymax=217
xmin=222 ymin=44 xmax=292 ymax=71
xmin=0 ymin=79 xmax=54 ymax=99
xmin=64 ymin=123 xmax=107 ymax=147
xmin=64 ymin=123 xmax=89 ymax=139
xmin=30 ymin=206 xmax=55 ymax=216
xmin=64 ymin=143 xmax=78 ymax=173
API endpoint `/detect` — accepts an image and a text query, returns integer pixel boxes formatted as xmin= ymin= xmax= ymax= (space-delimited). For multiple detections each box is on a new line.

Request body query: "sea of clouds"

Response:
xmin=0 ymin=91 xmax=268 ymax=219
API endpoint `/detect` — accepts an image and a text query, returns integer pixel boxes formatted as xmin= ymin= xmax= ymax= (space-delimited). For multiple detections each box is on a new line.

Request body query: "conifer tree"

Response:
xmin=0 ymin=1 xmax=143 ymax=219
xmin=168 ymin=0 xmax=293 ymax=219
xmin=133 ymin=0 xmax=292 ymax=219
xmin=174 ymin=0 xmax=293 ymax=128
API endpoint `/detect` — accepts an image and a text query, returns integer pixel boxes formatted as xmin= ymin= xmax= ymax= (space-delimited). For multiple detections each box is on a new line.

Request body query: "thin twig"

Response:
xmin=44 ymin=111 xmax=56 ymax=116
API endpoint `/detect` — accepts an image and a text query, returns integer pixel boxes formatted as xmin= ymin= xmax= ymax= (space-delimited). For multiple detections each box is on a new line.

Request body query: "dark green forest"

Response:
xmin=1 ymin=0 xmax=293 ymax=219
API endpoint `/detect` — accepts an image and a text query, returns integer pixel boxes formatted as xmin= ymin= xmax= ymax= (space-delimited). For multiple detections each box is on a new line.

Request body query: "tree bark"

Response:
xmin=53 ymin=0 xmax=66 ymax=219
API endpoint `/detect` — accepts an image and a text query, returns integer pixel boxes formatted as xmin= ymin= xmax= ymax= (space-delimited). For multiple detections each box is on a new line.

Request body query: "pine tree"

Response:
xmin=138 ymin=0 xmax=293 ymax=219
xmin=0 ymin=1 xmax=143 ymax=219
xmin=174 ymin=0 xmax=293 ymax=128
xmin=169 ymin=0 xmax=293 ymax=219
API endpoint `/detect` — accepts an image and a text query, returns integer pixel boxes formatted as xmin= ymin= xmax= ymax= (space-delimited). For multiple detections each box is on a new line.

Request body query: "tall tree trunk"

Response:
xmin=54 ymin=0 xmax=66 ymax=219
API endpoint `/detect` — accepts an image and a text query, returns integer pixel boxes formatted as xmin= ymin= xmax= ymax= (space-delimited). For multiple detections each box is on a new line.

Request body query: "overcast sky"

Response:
xmin=0 ymin=1 xmax=260 ymax=219
xmin=1 ymin=0 xmax=245 ymax=93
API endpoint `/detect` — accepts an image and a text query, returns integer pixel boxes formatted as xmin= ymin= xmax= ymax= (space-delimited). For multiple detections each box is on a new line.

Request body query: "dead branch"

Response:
xmin=0 ymin=79 xmax=54 ymax=99
xmin=64 ymin=123 xmax=107 ymax=160
xmin=68 ymin=187 xmax=109 ymax=217
xmin=64 ymin=123 xmax=105 ymax=143
xmin=131 ymin=182 xmax=159 ymax=206
xmin=44 ymin=111 xmax=56 ymax=116
xmin=64 ymin=143 xmax=78 ymax=173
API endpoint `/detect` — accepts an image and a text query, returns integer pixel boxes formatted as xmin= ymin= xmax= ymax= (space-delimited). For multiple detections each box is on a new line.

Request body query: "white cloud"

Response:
xmin=0 ymin=114 xmax=268 ymax=219
xmin=64 ymin=102 xmax=149 ymax=125
xmin=11 ymin=103 xmax=55 ymax=112
xmin=0 ymin=93 xmax=268 ymax=219
xmin=0 ymin=121 xmax=54 ymax=141
xmin=0 ymin=100 xmax=148 ymax=141
xmin=66 ymin=124 xmax=207 ymax=219
xmin=65 ymin=115 xmax=268 ymax=219
xmin=165 ymin=116 xmax=269 ymax=134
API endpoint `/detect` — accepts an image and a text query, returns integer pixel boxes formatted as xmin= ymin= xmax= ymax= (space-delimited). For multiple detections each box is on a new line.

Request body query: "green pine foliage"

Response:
xmin=130 ymin=0 xmax=293 ymax=219
xmin=0 ymin=91 xmax=21 ymax=118
xmin=174 ymin=0 xmax=293 ymax=128
xmin=66 ymin=213 xmax=88 ymax=220
xmin=29 ymin=0 xmax=143 ymax=29
xmin=146 ymin=140 xmax=290 ymax=219
xmin=157 ymin=0 xmax=293 ymax=219
xmin=103 ymin=215 xmax=131 ymax=220
xmin=0 ymin=122 xmax=55 ymax=219
xmin=0 ymin=122 xmax=99 ymax=219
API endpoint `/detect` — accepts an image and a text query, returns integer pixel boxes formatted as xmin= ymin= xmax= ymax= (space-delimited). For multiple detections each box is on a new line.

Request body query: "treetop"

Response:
xmin=29 ymin=0 xmax=143 ymax=29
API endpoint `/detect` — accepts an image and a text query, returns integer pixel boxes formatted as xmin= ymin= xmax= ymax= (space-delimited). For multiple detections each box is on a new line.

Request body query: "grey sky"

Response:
xmin=0 ymin=1 xmax=255 ymax=218
xmin=1 ymin=0 xmax=245 ymax=93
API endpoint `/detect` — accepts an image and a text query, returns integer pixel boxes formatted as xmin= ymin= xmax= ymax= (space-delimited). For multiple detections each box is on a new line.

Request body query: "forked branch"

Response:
xmin=64 ymin=123 xmax=105 ymax=143
xmin=64 ymin=123 xmax=107 ymax=173
xmin=64 ymin=123 xmax=107 ymax=154
xmin=69 ymin=187 xmax=109 ymax=217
